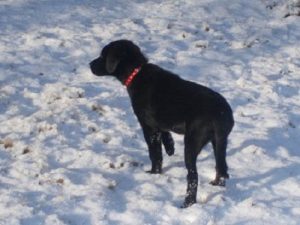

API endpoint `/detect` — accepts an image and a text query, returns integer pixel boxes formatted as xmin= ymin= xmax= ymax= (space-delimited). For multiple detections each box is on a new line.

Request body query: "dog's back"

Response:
xmin=129 ymin=63 xmax=234 ymax=136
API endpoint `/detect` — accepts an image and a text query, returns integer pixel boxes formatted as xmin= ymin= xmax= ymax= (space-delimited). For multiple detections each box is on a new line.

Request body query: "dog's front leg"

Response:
xmin=141 ymin=125 xmax=163 ymax=174
xmin=161 ymin=132 xmax=175 ymax=156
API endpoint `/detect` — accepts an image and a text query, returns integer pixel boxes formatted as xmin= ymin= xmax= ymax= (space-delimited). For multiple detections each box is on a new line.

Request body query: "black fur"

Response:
xmin=90 ymin=40 xmax=234 ymax=208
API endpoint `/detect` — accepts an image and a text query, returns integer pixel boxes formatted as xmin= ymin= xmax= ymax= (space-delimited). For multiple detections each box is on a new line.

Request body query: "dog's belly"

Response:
xmin=144 ymin=111 xmax=186 ymax=134
xmin=156 ymin=121 xmax=185 ymax=134
xmin=169 ymin=123 xmax=185 ymax=134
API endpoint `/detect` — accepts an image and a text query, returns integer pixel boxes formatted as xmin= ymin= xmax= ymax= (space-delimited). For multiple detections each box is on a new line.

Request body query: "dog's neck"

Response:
xmin=123 ymin=66 xmax=143 ymax=87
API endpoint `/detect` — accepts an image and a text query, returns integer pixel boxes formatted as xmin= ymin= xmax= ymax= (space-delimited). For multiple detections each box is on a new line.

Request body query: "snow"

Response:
xmin=0 ymin=0 xmax=300 ymax=224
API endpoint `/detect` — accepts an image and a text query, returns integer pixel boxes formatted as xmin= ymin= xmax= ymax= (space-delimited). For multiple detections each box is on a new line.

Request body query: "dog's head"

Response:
xmin=89 ymin=40 xmax=148 ymax=82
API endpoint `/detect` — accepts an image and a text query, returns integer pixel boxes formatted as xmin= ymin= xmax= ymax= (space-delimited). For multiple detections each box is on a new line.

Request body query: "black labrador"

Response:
xmin=90 ymin=40 xmax=234 ymax=208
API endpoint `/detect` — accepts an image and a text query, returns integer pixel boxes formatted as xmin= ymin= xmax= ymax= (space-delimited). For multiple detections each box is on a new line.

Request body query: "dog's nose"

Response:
xmin=89 ymin=62 xmax=93 ymax=71
xmin=89 ymin=61 xmax=97 ymax=75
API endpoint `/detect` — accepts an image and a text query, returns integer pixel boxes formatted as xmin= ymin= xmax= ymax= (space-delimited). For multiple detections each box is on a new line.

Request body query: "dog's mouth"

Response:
xmin=89 ymin=59 xmax=103 ymax=76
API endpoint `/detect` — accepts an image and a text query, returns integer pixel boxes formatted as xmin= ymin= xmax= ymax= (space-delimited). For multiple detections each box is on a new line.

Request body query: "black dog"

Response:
xmin=90 ymin=40 xmax=234 ymax=207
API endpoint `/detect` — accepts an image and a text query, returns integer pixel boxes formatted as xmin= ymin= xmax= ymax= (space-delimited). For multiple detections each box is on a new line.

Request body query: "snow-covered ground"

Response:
xmin=1 ymin=0 xmax=300 ymax=224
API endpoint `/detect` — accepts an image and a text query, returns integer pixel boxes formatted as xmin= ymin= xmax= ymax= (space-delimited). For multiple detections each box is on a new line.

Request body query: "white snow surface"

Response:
xmin=1 ymin=0 xmax=300 ymax=224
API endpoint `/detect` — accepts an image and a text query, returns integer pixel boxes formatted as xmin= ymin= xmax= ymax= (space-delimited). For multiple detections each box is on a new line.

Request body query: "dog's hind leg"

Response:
xmin=210 ymin=137 xmax=229 ymax=186
xmin=161 ymin=132 xmax=175 ymax=156
xmin=182 ymin=127 xmax=210 ymax=208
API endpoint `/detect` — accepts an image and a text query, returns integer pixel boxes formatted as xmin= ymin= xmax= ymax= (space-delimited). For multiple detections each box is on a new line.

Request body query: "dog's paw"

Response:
xmin=210 ymin=177 xmax=226 ymax=187
xmin=146 ymin=165 xmax=162 ymax=174
xmin=165 ymin=146 xmax=175 ymax=156
xmin=146 ymin=168 xmax=162 ymax=174
xmin=146 ymin=162 xmax=162 ymax=174
xmin=162 ymin=132 xmax=175 ymax=156
xmin=181 ymin=199 xmax=196 ymax=208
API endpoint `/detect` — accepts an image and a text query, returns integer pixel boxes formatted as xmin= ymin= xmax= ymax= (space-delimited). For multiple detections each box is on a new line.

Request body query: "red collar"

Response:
xmin=124 ymin=66 xmax=142 ymax=87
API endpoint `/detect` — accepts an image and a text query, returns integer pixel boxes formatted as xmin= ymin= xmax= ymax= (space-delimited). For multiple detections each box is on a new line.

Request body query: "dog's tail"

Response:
xmin=161 ymin=132 xmax=175 ymax=156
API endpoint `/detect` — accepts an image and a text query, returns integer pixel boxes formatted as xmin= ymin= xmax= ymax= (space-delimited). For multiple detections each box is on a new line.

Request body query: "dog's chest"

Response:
xmin=144 ymin=107 xmax=159 ymax=127
xmin=129 ymin=79 xmax=186 ymax=132
xmin=131 ymin=98 xmax=185 ymax=133
xmin=133 ymin=100 xmax=160 ymax=128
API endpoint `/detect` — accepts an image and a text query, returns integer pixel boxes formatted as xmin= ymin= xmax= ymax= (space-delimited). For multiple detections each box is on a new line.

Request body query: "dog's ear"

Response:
xmin=105 ymin=51 xmax=120 ymax=74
